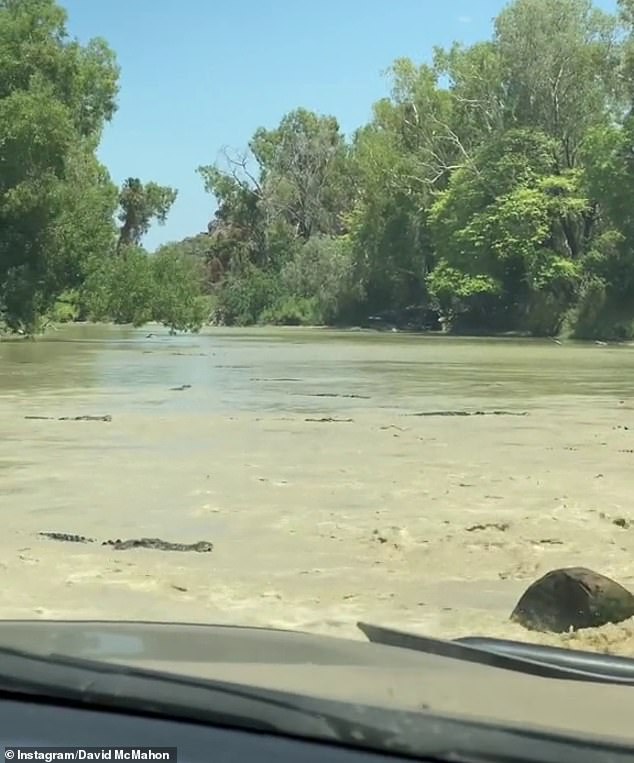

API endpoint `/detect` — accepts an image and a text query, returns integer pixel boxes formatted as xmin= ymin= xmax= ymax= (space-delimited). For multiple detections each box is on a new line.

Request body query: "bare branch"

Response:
xmin=219 ymin=146 xmax=262 ymax=196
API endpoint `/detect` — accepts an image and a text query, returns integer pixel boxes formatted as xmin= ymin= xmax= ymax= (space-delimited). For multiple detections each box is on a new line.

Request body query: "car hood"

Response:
xmin=0 ymin=619 xmax=630 ymax=743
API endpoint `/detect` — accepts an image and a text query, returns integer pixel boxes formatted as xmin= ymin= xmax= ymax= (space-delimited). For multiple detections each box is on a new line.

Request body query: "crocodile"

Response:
xmin=38 ymin=532 xmax=213 ymax=553
xmin=25 ymin=415 xmax=112 ymax=422
xmin=38 ymin=532 xmax=95 ymax=544
xmin=102 ymin=537 xmax=213 ymax=553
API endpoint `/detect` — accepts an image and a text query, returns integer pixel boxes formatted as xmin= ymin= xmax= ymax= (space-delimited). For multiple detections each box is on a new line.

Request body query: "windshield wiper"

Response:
xmin=0 ymin=644 xmax=632 ymax=762
xmin=357 ymin=622 xmax=634 ymax=685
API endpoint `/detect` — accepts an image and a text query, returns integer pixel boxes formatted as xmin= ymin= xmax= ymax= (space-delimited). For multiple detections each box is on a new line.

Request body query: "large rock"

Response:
xmin=510 ymin=567 xmax=634 ymax=633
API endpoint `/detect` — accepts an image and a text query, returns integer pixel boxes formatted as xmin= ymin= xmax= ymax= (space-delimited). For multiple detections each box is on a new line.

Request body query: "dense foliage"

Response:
xmin=188 ymin=0 xmax=634 ymax=338
xmin=0 ymin=0 xmax=206 ymax=334
xmin=6 ymin=0 xmax=634 ymax=338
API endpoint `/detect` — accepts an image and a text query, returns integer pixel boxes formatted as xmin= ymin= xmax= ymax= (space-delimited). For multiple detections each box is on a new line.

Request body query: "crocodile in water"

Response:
xmin=38 ymin=532 xmax=213 ymax=553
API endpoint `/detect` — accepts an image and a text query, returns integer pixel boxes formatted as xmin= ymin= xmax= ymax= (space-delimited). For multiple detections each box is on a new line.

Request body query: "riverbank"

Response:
xmin=5 ymin=318 xmax=634 ymax=350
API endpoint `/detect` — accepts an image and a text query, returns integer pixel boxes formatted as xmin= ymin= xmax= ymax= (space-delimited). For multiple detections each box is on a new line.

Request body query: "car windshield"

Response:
xmin=1 ymin=0 xmax=634 ymax=742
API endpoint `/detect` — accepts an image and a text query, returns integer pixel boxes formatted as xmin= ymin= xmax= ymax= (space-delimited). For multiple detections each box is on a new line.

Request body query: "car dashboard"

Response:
xmin=2 ymin=697 xmax=420 ymax=763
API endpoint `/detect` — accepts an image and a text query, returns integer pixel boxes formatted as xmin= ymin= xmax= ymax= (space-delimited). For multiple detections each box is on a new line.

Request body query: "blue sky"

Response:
xmin=62 ymin=0 xmax=617 ymax=251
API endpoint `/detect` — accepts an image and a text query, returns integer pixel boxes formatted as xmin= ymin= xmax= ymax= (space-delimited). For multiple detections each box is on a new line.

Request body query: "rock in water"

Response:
xmin=511 ymin=567 xmax=634 ymax=633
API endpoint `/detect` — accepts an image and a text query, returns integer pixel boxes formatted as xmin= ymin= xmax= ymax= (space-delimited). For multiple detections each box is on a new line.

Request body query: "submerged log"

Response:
xmin=511 ymin=567 xmax=634 ymax=633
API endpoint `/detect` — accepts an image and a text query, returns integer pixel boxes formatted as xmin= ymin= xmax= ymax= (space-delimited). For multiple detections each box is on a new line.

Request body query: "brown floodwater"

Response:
xmin=1 ymin=324 xmax=634 ymax=654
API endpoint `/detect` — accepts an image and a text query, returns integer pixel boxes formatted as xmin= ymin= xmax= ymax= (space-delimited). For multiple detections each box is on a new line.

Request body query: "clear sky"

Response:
xmin=61 ymin=0 xmax=617 ymax=251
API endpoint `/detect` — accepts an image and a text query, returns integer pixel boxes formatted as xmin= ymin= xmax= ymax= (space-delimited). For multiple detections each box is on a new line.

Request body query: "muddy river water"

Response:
xmin=2 ymin=324 xmax=634 ymax=653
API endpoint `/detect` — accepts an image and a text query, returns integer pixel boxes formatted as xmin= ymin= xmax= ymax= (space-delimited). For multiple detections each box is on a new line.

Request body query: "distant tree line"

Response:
xmin=5 ymin=0 xmax=634 ymax=339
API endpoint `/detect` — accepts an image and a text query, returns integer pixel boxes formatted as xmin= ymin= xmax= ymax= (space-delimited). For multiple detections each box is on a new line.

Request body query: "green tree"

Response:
xmin=345 ymin=62 xmax=450 ymax=317
xmin=494 ymin=0 xmax=622 ymax=168
xmin=117 ymin=178 xmax=178 ymax=252
xmin=277 ymin=235 xmax=361 ymax=324
xmin=151 ymin=246 xmax=209 ymax=332
xmin=433 ymin=42 xmax=506 ymax=151
xmin=429 ymin=129 xmax=587 ymax=334
xmin=83 ymin=0 xmax=634 ymax=339
xmin=53 ymin=145 xmax=119 ymax=294
xmin=81 ymin=246 xmax=154 ymax=326
xmin=81 ymin=245 xmax=207 ymax=332
xmin=251 ymin=108 xmax=352 ymax=240
xmin=576 ymin=118 xmax=634 ymax=337
xmin=197 ymin=161 xmax=266 ymax=272
xmin=0 ymin=0 xmax=119 ymax=331
xmin=196 ymin=109 xmax=357 ymax=324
